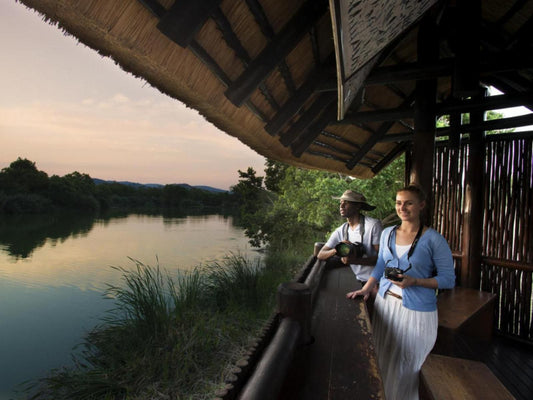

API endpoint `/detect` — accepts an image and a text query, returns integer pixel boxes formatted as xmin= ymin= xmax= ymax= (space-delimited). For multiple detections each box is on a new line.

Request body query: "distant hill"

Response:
xmin=93 ymin=179 xmax=227 ymax=193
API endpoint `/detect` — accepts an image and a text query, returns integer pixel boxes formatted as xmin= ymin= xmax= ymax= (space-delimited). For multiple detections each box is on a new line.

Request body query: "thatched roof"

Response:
xmin=18 ymin=0 xmax=533 ymax=178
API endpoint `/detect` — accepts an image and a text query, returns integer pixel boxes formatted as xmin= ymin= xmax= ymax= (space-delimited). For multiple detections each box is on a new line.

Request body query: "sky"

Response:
xmin=0 ymin=1 xmax=266 ymax=190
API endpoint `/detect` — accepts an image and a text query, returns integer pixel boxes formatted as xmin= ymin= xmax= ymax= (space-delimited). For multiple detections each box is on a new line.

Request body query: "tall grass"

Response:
xmin=26 ymin=251 xmax=302 ymax=400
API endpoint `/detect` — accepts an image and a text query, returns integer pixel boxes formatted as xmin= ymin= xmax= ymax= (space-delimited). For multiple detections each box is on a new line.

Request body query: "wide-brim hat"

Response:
xmin=332 ymin=190 xmax=376 ymax=211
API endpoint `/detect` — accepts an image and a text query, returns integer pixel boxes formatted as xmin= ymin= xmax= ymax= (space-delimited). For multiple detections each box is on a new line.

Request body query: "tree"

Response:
xmin=234 ymin=156 xmax=405 ymax=250
xmin=264 ymin=160 xmax=288 ymax=193
xmin=0 ymin=157 xmax=49 ymax=194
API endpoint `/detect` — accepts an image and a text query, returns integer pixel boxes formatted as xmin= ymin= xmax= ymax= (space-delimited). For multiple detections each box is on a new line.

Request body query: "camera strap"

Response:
xmin=342 ymin=215 xmax=365 ymax=243
xmin=387 ymin=223 xmax=424 ymax=262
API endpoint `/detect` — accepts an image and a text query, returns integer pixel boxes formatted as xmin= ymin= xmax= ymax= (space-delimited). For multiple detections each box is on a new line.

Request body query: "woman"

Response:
xmin=347 ymin=184 xmax=455 ymax=400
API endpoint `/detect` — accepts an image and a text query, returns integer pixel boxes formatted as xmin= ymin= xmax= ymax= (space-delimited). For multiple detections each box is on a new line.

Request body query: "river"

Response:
xmin=0 ymin=211 xmax=260 ymax=400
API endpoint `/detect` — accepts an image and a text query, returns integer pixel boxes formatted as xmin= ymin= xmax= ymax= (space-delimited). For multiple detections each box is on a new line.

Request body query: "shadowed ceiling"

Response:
xmin=18 ymin=0 xmax=533 ymax=178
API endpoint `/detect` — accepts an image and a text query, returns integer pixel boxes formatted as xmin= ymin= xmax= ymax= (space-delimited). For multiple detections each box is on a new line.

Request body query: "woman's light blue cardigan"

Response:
xmin=371 ymin=226 xmax=456 ymax=311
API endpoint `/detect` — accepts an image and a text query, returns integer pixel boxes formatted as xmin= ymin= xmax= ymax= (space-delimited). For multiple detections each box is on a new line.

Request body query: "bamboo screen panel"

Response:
xmin=433 ymin=137 xmax=533 ymax=341
xmin=432 ymin=143 xmax=466 ymax=281
xmin=481 ymin=137 xmax=533 ymax=340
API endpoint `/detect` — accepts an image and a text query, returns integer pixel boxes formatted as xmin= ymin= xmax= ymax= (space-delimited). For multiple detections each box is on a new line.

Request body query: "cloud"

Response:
xmin=0 ymin=94 xmax=265 ymax=189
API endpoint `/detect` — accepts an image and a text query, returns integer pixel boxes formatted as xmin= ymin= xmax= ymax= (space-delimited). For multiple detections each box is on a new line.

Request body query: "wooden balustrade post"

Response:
xmin=277 ymin=282 xmax=312 ymax=345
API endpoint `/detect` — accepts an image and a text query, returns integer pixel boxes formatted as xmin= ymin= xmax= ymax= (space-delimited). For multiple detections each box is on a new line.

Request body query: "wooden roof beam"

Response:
xmin=371 ymin=142 xmax=408 ymax=175
xmin=336 ymin=107 xmax=414 ymax=124
xmin=188 ymin=40 xmax=267 ymax=121
xmin=291 ymin=101 xmax=338 ymax=157
xmin=245 ymin=0 xmax=296 ymax=95
xmin=138 ymin=0 xmax=165 ymax=18
xmin=225 ymin=0 xmax=329 ymax=106
xmin=279 ymin=92 xmax=336 ymax=147
xmin=265 ymin=61 xmax=334 ymax=136
xmin=363 ymin=51 xmax=533 ymax=86
xmin=314 ymin=133 xmax=386 ymax=159
xmin=486 ymin=72 xmax=533 ymax=96
xmin=332 ymin=90 xmax=533 ymax=126
xmin=437 ymin=90 xmax=533 ymax=115
xmin=345 ymin=121 xmax=396 ymax=170
xmin=439 ymin=113 xmax=533 ymax=134
xmin=306 ymin=148 xmax=374 ymax=169
xmin=452 ymin=0 xmax=480 ymax=98
xmin=157 ymin=0 xmax=222 ymax=48
xmin=210 ymin=8 xmax=280 ymax=111
xmin=345 ymin=93 xmax=416 ymax=170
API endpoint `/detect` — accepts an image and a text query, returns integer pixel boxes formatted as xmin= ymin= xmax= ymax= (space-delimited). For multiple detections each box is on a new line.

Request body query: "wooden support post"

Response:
xmin=277 ymin=282 xmax=312 ymax=345
xmin=461 ymin=89 xmax=486 ymax=288
xmin=410 ymin=17 xmax=438 ymax=225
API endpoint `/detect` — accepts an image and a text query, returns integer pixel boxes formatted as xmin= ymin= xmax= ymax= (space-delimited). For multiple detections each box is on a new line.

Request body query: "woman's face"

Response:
xmin=395 ymin=190 xmax=425 ymax=222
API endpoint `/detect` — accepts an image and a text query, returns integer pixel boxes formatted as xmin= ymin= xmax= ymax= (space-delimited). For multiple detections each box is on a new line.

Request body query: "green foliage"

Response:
xmin=264 ymin=159 xmax=288 ymax=193
xmin=0 ymin=157 xmax=49 ymax=194
xmin=235 ymin=157 xmax=405 ymax=250
xmin=437 ymin=110 xmax=513 ymax=135
xmin=0 ymin=158 xmax=238 ymax=214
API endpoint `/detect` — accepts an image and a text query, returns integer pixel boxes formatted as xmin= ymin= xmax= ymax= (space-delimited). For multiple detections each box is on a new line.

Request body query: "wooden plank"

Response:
xmin=225 ymin=0 xmax=328 ymax=106
xmin=410 ymin=16 xmax=438 ymax=223
xmin=265 ymin=68 xmax=326 ymax=136
xmin=420 ymin=354 xmax=515 ymax=400
xmin=279 ymin=92 xmax=335 ymax=147
xmin=291 ymin=102 xmax=337 ymax=157
xmin=437 ymin=287 xmax=496 ymax=332
xmin=278 ymin=267 xmax=384 ymax=399
xmin=461 ymin=91 xmax=486 ymax=288
xmin=157 ymin=0 xmax=222 ymax=48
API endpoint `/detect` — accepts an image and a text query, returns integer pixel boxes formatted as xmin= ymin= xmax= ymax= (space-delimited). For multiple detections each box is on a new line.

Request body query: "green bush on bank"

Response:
xmin=26 ymin=251 xmax=303 ymax=400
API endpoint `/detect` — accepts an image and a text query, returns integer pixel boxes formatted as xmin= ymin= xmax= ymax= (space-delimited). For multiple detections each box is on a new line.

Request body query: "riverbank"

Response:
xmin=25 ymin=250 xmax=305 ymax=399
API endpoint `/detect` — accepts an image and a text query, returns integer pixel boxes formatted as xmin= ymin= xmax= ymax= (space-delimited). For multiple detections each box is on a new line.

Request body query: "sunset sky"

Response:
xmin=0 ymin=1 xmax=266 ymax=190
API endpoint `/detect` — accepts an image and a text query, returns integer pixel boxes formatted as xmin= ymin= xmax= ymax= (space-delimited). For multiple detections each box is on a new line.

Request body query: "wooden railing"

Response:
xmin=214 ymin=255 xmax=325 ymax=400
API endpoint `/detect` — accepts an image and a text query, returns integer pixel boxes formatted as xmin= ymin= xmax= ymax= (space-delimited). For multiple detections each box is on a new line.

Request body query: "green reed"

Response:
xmin=26 ymin=251 xmax=303 ymax=400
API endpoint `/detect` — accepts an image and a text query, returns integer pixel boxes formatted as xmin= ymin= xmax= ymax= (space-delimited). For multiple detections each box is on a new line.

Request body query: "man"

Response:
xmin=317 ymin=190 xmax=382 ymax=284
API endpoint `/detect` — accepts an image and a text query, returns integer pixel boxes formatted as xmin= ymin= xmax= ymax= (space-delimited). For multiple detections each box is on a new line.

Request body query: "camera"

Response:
xmin=385 ymin=267 xmax=404 ymax=281
xmin=335 ymin=241 xmax=365 ymax=258
xmin=384 ymin=264 xmax=412 ymax=282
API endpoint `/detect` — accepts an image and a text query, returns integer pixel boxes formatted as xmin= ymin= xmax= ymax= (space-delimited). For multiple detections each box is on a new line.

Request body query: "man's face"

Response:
xmin=340 ymin=200 xmax=360 ymax=218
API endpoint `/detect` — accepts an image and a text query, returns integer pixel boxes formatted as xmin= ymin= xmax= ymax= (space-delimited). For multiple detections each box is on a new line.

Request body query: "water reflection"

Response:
xmin=0 ymin=213 xmax=95 ymax=259
xmin=0 ymin=212 xmax=255 ymax=399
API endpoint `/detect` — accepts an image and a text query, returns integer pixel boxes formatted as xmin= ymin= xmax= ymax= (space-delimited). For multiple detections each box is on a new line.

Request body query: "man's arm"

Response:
xmin=344 ymin=244 xmax=379 ymax=266
xmin=317 ymin=245 xmax=337 ymax=260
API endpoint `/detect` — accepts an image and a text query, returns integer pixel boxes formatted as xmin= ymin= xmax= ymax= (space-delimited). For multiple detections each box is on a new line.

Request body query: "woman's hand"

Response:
xmin=346 ymin=288 xmax=370 ymax=300
xmin=347 ymin=277 xmax=377 ymax=300
xmin=390 ymin=274 xmax=417 ymax=289
xmin=391 ymin=275 xmax=439 ymax=290
xmin=389 ymin=274 xmax=416 ymax=289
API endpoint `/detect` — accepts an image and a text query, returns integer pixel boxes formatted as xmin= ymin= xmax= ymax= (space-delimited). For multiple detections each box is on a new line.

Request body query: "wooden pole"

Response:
xmin=276 ymin=282 xmax=312 ymax=345
xmin=461 ymin=89 xmax=486 ymax=288
xmin=410 ymin=17 xmax=438 ymax=225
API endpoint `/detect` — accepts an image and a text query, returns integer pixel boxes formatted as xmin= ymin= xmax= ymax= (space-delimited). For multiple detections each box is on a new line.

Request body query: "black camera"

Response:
xmin=335 ymin=241 xmax=365 ymax=258
xmin=384 ymin=265 xmax=412 ymax=282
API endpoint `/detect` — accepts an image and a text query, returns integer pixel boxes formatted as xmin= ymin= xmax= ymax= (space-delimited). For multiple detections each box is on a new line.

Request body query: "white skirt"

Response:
xmin=372 ymin=293 xmax=438 ymax=400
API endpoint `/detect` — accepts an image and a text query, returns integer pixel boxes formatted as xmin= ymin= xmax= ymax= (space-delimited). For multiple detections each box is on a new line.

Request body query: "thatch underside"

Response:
xmin=17 ymin=0 xmax=533 ymax=179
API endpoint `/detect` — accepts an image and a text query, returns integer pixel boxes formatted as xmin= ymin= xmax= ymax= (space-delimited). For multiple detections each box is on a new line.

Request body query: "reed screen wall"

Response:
xmin=432 ymin=136 xmax=533 ymax=341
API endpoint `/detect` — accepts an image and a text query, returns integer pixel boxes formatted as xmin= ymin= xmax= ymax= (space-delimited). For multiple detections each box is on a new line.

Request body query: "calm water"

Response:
xmin=0 ymin=212 xmax=259 ymax=400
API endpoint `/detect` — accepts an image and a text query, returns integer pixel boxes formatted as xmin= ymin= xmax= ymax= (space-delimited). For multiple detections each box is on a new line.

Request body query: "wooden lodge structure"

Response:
xmin=17 ymin=0 xmax=533 ymax=398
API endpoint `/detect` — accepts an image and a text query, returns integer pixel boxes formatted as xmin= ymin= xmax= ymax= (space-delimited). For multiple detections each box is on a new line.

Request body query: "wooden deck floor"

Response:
xmin=277 ymin=266 xmax=385 ymax=399
xmin=482 ymin=336 xmax=533 ymax=400
xmin=269 ymin=264 xmax=533 ymax=400
xmin=430 ymin=319 xmax=533 ymax=400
